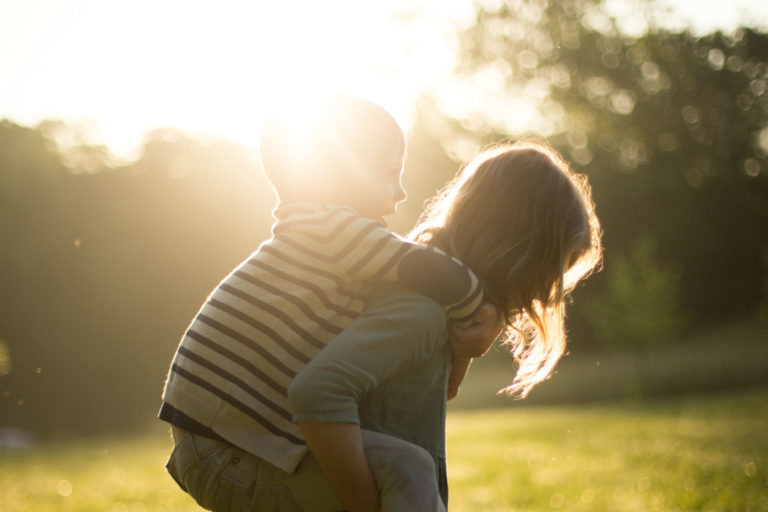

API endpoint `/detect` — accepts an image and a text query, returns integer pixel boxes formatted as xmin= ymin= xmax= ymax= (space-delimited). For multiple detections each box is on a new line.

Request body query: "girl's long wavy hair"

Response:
xmin=410 ymin=141 xmax=602 ymax=397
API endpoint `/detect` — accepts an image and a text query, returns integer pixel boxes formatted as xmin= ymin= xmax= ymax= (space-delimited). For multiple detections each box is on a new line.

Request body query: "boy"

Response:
xmin=160 ymin=93 xmax=487 ymax=511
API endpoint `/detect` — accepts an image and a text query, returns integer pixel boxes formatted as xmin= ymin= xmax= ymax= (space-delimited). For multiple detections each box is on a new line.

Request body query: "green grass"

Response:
xmin=0 ymin=430 xmax=198 ymax=512
xmin=1 ymin=389 xmax=766 ymax=511
xmin=447 ymin=388 xmax=768 ymax=511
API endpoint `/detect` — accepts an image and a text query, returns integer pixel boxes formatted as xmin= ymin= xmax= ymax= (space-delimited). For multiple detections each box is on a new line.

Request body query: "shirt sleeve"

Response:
xmin=286 ymin=288 xmax=448 ymax=424
xmin=278 ymin=207 xmax=483 ymax=324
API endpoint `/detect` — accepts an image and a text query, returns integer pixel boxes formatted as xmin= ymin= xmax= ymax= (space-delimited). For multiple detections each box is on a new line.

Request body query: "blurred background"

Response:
xmin=1 ymin=0 xmax=767 ymax=441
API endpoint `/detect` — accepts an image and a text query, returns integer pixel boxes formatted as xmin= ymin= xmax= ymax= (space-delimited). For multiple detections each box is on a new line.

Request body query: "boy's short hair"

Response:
xmin=259 ymin=93 xmax=404 ymax=200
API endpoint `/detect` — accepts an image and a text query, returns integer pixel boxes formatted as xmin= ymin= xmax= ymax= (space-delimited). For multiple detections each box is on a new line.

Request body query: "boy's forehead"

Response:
xmin=346 ymin=122 xmax=404 ymax=155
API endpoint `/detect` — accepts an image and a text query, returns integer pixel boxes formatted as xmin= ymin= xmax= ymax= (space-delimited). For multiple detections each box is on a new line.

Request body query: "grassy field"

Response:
xmin=1 ymin=388 xmax=766 ymax=512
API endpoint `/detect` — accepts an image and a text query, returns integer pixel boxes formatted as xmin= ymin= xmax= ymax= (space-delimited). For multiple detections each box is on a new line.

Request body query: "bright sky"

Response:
xmin=1 ymin=0 xmax=766 ymax=158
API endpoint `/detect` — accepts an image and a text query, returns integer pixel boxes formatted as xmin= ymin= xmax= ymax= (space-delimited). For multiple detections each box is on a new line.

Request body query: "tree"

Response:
xmin=583 ymin=235 xmax=686 ymax=348
xmin=444 ymin=0 xmax=768 ymax=337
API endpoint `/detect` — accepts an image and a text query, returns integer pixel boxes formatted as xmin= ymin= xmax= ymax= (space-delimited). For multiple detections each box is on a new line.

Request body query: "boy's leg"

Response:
xmin=166 ymin=431 xmax=344 ymax=511
xmin=361 ymin=429 xmax=446 ymax=512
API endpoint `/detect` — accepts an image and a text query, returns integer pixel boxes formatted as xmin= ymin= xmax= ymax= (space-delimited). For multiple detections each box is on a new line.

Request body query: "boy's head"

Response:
xmin=259 ymin=93 xmax=406 ymax=224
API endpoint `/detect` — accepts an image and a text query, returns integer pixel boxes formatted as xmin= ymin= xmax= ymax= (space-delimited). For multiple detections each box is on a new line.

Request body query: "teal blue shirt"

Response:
xmin=287 ymin=286 xmax=451 ymax=501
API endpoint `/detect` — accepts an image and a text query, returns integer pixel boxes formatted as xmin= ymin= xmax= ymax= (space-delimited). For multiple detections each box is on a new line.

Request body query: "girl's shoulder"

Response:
xmin=362 ymin=285 xmax=448 ymax=337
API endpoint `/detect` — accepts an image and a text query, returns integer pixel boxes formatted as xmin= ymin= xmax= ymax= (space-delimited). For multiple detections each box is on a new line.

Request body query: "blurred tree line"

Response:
xmin=444 ymin=0 xmax=768 ymax=350
xmin=1 ymin=0 xmax=767 ymax=437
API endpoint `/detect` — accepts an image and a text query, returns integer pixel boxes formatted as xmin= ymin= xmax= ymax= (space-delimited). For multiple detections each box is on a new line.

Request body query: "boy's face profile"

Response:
xmin=338 ymin=140 xmax=406 ymax=227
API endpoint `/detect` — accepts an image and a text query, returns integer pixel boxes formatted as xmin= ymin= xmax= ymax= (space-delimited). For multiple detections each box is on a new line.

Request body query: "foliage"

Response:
xmin=450 ymin=0 xmax=768 ymax=332
xmin=580 ymin=234 xmax=686 ymax=349
xmin=0 ymin=120 xmax=277 ymax=437
xmin=1 ymin=390 xmax=766 ymax=511
xmin=0 ymin=117 xmax=452 ymax=436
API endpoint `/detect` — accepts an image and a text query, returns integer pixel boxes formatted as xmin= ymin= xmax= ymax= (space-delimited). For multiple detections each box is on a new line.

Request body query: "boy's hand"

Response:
xmin=449 ymin=303 xmax=503 ymax=359
xmin=446 ymin=303 xmax=503 ymax=400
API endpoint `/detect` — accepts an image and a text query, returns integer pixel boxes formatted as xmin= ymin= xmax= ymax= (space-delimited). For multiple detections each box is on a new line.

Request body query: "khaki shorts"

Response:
xmin=166 ymin=429 xmax=444 ymax=512
xmin=166 ymin=431 xmax=344 ymax=511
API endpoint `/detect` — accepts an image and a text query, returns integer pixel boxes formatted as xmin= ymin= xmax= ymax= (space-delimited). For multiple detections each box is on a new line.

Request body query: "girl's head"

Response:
xmin=411 ymin=141 xmax=602 ymax=397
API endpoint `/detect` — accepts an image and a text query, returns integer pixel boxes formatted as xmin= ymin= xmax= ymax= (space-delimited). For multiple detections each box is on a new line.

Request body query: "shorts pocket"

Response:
xmin=165 ymin=433 xmax=200 ymax=492
xmin=216 ymin=451 xmax=302 ymax=511
xmin=248 ymin=485 xmax=302 ymax=511
xmin=190 ymin=440 xmax=239 ymax=510
xmin=167 ymin=434 xmax=304 ymax=511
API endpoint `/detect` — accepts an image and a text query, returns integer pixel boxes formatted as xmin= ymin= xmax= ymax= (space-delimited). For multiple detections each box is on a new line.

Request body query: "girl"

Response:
xmin=290 ymin=141 xmax=602 ymax=510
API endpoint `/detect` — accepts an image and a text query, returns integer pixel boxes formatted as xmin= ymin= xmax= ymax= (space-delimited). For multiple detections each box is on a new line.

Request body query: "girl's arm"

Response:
xmin=297 ymin=422 xmax=379 ymax=512
xmin=287 ymin=288 xmax=448 ymax=510
xmin=447 ymin=303 xmax=503 ymax=399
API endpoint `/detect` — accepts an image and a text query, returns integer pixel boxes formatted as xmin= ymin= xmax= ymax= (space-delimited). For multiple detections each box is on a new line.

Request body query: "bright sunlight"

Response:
xmin=0 ymin=0 xmax=470 ymax=157
xmin=1 ymin=0 xmax=765 ymax=157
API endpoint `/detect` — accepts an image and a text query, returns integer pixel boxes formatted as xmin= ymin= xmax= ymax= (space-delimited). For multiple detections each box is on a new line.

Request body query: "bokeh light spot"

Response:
xmin=726 ymin=55 xmax=743 ymax=72
xmin=571 ymin=147 xmax=594 ymax=166
xmin=737 ymin=94 xmax=754 ymax=111
xmin=743 ymin=159 xmax=760 ymax=177
xmin=707 ymin=48 xmax=725 ymax=70
xmin=749 ymin=79 xmax=766 ymax=97
xmin=518 ymin=50 xmax=539 ymax=69
xmin=681 ymin=105 xmax=701 ymax=124
xmin=758 ymin=127 xmax=768 ymax=154
xmin=568 ymin=131 xmax=588 ymax=148
xmin=549 ymin=492 xmax=565 ymax=508
xmin=744 ymin=461 xmax=757 ymax=477
xmin=56 ymin=479 xmax=73 ymax=497
xmin=609 ymin=89 xmax=636 ymax=115
xmin=549 ymin=64 xmax=572 ymax=90
xmin=0 ymin=339 xmax=11 ymax=377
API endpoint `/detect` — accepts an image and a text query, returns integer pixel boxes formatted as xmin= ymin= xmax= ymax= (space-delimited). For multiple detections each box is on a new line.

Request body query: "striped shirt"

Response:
xmin=161 ymin=202 xmax=482 ymax=473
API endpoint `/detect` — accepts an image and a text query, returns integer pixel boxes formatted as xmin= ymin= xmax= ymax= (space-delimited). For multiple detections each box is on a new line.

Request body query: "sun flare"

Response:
xmin=0 ymin=0 xmax=431 ymax=156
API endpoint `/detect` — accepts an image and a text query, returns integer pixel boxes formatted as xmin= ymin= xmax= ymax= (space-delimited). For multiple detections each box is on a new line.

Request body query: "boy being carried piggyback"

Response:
xmin=160 ymin=93 xmax=496 ymax=511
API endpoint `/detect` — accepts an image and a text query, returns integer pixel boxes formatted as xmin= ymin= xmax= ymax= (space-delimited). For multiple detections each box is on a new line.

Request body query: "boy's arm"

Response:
xmin=394 ymin=246 xmax=483 ymax=325
xmin=317 ymin=211 xmax=483 ymax=324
